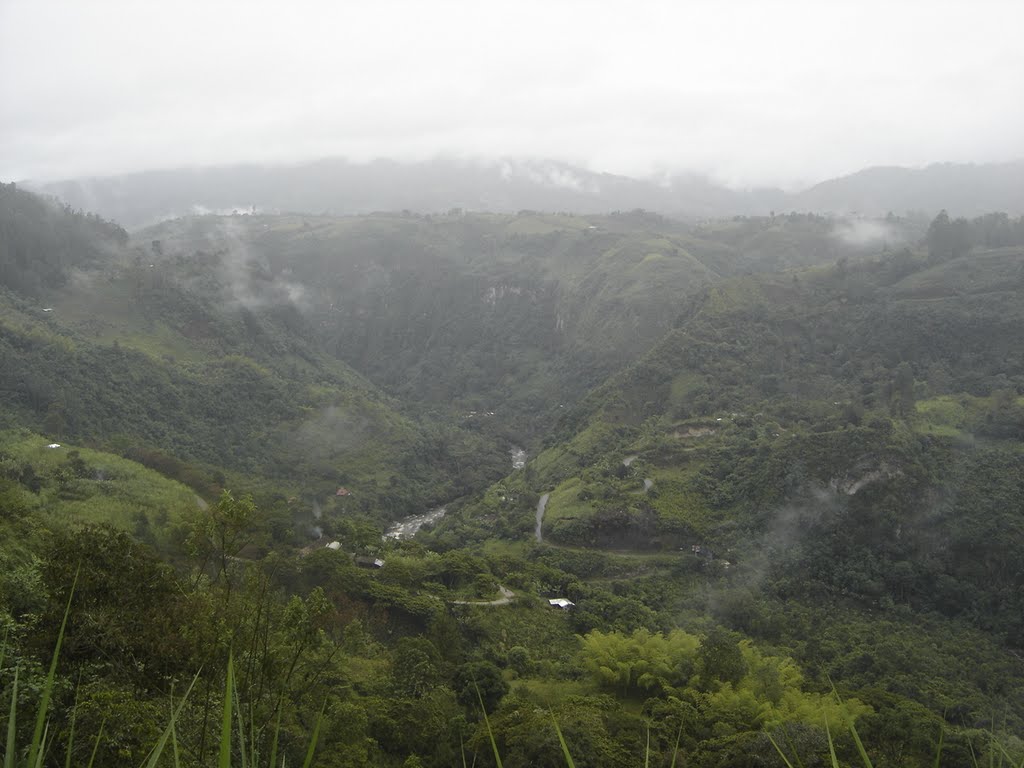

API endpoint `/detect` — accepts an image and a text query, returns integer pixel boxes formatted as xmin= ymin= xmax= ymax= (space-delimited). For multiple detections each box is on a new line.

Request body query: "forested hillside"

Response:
xmin=426 ymin=230 xmax=1024 ymax=762
xmin=1 ymin=186 xmax=1023 ymax=767
xmin=138 ymin=208 xmax=923 ymax=438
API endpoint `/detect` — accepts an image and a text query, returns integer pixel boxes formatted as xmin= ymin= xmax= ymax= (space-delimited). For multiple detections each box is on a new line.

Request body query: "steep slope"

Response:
xmin=0 ymin=181 xmax=128 ymax=296
xmin=407 ymin=241 xmax=1024 ymax=753
xmin=0 ymin=429 xmax=200 ymax=550
xmin=0 ymin=185 xmax=508 ymax=520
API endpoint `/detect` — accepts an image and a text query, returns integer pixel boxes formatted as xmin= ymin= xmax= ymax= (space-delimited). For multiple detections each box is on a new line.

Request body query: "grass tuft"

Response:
xmin=27 ymin=567 xmax=78 ymax=768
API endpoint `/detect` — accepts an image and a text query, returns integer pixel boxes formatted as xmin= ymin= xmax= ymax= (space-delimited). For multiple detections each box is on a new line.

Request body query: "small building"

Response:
xmin=325 ymin=541 xmax=342 ymax=551
xmin=46 ymin=443 xmax=61 ymax=449
xmin=355 ymin=556 xmax=385 ymax=569
xmin=548 ymin=598 xmax=575 ymax=609
xmin=336 ymin=487 xmax=352 ymax=497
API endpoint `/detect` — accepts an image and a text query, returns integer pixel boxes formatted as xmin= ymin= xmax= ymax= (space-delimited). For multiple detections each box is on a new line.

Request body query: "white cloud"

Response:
xmin=2 ymin=0 xmax=1022 ymax=186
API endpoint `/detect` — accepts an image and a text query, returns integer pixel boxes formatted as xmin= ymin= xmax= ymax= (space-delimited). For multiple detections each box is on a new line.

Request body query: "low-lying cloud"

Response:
xmin=3 ymin=1 xmax=1023 ymax=188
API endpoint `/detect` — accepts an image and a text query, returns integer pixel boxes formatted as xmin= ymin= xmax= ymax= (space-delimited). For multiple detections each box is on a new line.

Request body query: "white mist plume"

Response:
xmin=217 ymin=217 xmax=310 ymax=311
xmin=830 ymin=218 xmax=903 ymax=248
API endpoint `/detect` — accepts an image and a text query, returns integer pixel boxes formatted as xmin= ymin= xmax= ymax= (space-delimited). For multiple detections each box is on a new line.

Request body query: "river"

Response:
xmin=384 ymin=506 xmax=447 ymax=540
xmin=511 ymin=446 xmax=527 ymax=470
xmin=383 ymin=444 xmax=529 ymax=541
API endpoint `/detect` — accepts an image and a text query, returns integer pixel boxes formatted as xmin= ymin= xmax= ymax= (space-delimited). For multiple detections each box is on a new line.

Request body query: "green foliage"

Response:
xmin=454 ymin=661 xmax=509 ymax=712
xmin=0 ymin=430 xmax=197 ymax=546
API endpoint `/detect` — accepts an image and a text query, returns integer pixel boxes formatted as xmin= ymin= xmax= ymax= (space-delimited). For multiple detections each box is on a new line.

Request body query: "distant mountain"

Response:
xmin=793 ymin=160 xmax=1024 ymax=217
xmin=26 ymin=157 xmax=1024 ymax=228
xmin=29 ymin=158 xmax=739 ymax=229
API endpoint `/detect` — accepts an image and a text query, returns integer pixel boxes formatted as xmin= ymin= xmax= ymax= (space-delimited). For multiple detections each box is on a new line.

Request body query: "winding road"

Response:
xmin=535 ymin=493 xmax=550 ymax=542
xmin=450 ymin=585 xmax=516 ymax=606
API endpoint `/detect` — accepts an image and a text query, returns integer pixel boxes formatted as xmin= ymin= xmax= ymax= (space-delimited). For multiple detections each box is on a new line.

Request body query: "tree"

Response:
xmin=187 ymin=489 xmax=257 ymax=584
xmin=454 ymin=660 xmax=509 ymax=712
xmin=891 ymin=362 xmax=916 ymax=418
xmin=391 ymin=637 xmax=442 ymax=697
xmin=926 ymin=210 xmax=972 ymax=262
xmin=697 ymin=628 xmax=747 ymax=687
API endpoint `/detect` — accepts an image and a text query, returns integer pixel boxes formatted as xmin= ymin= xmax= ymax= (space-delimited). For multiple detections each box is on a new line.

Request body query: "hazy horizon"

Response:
xmin=12 ymin=153 xmax=1024 ymax=196
xmin=3 ymin=0 xmax=1024 ymax=188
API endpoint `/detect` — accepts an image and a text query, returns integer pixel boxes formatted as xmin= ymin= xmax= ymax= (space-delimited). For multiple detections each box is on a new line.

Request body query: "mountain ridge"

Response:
xmin=24 ymin=157 xmax=1024 ymax=229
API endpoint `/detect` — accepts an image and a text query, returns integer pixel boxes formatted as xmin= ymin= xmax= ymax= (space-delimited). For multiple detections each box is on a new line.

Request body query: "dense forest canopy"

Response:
xmin=1 ymin=185 xmax=1022 ymax=766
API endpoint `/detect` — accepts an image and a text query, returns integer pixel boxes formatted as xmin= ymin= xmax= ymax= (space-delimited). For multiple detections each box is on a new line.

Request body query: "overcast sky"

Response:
xmin=2 ymin=0 xmax=1023 ymax=188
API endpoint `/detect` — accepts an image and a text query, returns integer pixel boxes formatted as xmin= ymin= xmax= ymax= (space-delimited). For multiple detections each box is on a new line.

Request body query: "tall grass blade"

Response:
xmin=829 ymin=678 xmax=873 ymax=768
xmin=474 ymin=684 xmax=502 ymax=768
xmin=848 ymin=714 xmax=874 ymax=768
xmin=220 ymin=650 xmax=235 ymax=768
xmin=993 ymin=741 xmax=1024 ymax=768
xmin=766 ymin=731 xmax=797 ymax=768
xmin=459 ymin=735 xmax=478 ymax=768
xmin=782 ymin=723 xmax=807 ymax=768
xmin=248 ymin=698 xmax=256 ymax=768
xmin=990 ymin=718 xmax=995 ymax=768
xmin=966 ymin=729 xmax=983 ymax=768
xmin=933 ymin=723 xmax=944 ymax=768
xmin=64 ymin=689 xmax=78 ymax=768
xmin=141 ymin=670 xmax=200 ymax=768
xmin=825 ymin=717 xmax=840 ymax=768
xmin=267 ymin=696 xmax=283 ymax=768
xmin=668 ymin=719 xmax=684 ymax=768
xmin=85 ymin=719 xmax=104 ymax=768
xmin=233 ymin=675 xmax=247 ymax=768
xmin=550 ymin=713 xmax=576 ymax=768
xmin=299 ymin=699 xmax=325 ymax=768
xmin=28 ymin=568 xmax=78 ymax=768
xmin=170 ymin=689 xmax=181 ymax=768
xmin=5 ymin=666 xmax=18 ymax=768
xmin=33 ymin=721 xmax=49 ymax=768
xmin=968 ymin=734 xmax=981 ymax=768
